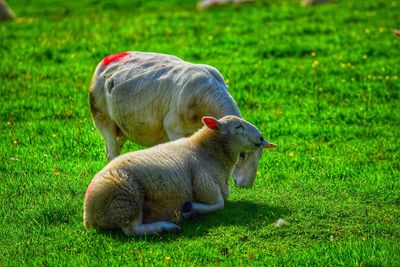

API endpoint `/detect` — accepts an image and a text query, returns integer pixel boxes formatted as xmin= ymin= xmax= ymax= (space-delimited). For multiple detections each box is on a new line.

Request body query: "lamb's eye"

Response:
xmin=239 ymin=152 xmax=245 ymax=159
xmin=235 ymin=125 xmax=244 ymax=130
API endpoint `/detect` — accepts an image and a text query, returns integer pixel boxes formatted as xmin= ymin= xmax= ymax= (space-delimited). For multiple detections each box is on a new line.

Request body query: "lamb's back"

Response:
xmin=111 ymin=141 xmax=195 ymax=220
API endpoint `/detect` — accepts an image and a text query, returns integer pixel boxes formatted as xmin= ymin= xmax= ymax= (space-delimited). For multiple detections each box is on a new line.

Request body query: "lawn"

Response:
xmin=1 ymin=0 xmax=399 ymax=265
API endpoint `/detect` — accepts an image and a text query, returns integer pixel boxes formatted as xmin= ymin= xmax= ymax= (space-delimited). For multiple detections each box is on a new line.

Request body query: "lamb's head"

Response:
xmin=202 ymin=115 xmax=276 ymax=187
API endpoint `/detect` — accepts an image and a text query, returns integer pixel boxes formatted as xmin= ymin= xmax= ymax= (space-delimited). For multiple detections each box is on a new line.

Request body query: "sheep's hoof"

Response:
xmin=182 ymin=202 xmax=192 ymax=213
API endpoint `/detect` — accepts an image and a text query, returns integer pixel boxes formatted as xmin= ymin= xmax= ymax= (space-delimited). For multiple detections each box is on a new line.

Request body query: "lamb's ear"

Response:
xmin=202 ymin=116 xmax=222 ymax=131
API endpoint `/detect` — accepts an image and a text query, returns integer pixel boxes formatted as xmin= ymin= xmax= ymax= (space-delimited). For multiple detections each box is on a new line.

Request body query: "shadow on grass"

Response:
xmin=94 ymin=200 xmax=289 ymax=242
xmin=180 ymin=200 xmax=290 ymax=239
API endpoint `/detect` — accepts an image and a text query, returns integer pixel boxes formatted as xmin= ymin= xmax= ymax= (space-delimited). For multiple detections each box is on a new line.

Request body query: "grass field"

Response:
xmin=1 ymin=0 xmax=399 ymax=265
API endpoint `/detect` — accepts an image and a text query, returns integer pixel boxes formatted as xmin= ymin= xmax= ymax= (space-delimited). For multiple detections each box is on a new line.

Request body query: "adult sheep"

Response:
xmin=84 ymin=115 xmax=276 ymax=235
xmin=89 ymin=51 xmax=269 ymax=187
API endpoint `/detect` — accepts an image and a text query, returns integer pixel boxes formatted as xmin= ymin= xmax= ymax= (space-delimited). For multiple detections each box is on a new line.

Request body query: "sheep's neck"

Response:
xmin=215 ymin=104 xmax=242 ymax=120
xmin=204 ymin=90 xmax=242 ymax=119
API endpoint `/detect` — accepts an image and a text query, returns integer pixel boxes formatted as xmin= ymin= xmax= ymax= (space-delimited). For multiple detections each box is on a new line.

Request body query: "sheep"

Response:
xmin=83 ymin=115 xmax=276 ymax=236
xmin=89 ymin=51 xmax=269 ymax=187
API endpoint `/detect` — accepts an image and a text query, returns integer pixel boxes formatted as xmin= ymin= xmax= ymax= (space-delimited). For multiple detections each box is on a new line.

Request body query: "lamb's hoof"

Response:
xmin=171 ymin=226 xmax=182 ymax=235
xmin=182 ymin=202 xmax=192 ymax=213
xmin=189 ymin=213 xmax=200 ymax=222
xmin=181 ymin=211 xmax=192 ymax=219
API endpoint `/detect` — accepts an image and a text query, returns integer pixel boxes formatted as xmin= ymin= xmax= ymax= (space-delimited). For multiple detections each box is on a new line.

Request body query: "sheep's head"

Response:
xmin=202 ymin=115 xmax=276 ymax=187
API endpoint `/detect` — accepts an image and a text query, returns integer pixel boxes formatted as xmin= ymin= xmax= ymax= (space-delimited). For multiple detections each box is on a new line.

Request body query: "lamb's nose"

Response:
xmin=260 ymin=137 xmax=264 ymax=142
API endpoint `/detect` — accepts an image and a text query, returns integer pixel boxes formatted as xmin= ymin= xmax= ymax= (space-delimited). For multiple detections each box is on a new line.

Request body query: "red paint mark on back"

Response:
xmin=101 ymin=52 xmax=131 ymax=66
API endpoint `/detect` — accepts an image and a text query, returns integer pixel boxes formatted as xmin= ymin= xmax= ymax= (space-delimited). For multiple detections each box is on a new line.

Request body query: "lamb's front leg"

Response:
xmin=182 ymin=172 xmax=227 ymax=220
xmin=182 ymin=180 xmax=225 ymax=222
xmin=183 ymin=195 xmax=224 ymax=215
xmin=182 ymin=194 xmax=224 ymax=220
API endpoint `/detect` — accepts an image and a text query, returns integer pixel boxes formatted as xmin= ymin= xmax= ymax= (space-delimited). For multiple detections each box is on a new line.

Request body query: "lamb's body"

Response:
xmin=84 ymin=115 xmax=274 ymax=235
xmin=84 ymin=127 xmax=233 ymax=232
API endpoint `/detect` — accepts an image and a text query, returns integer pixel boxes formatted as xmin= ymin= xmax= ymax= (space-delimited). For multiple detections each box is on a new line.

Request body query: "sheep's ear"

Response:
xmin=202 ymin=116 xmax=221 ymax=131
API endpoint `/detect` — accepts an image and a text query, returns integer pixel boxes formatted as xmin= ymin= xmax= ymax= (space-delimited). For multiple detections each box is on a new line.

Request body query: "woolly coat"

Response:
xmin=84 ymin=126 xmax=237 ymax=230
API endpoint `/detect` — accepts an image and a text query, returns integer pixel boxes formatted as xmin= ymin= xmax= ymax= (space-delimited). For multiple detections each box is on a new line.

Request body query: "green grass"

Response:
xmin=1 ymin=0 xmax=399 ymax=265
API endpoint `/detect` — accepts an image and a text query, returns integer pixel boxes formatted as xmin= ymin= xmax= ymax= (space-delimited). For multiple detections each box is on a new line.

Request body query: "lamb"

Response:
xmin=83 ymin=115 xmax=276 ymax=236
xmin=89 ymin=51 xmax=269 ymax=187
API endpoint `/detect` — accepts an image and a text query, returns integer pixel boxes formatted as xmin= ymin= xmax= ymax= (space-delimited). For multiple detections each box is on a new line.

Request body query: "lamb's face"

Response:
xmin=224 ymin=116 xmax=276 ymax=186
xmin=219 ymin=115 xmax=275 ymax=152
xmin=226 ymin=118 xmax=267 ymax=151
xmin=202 ymin=115 xmax=276 ymax=187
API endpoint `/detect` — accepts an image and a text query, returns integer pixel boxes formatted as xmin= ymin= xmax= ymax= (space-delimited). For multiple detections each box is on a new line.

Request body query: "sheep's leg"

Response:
xmin=101 ymin=124 xmax=119 ymax=161
xmin=182 ymin=195 xmax=224 ymax=219
xmin=95 ymin=120 xmax=127 ymax=161
xmin=121 ymin=217 xmax=181 ymax=236
xmin=117 ymin=135 xmax=127 ymax=154
xmin=90 ymin=86 xmax=121 ymax=161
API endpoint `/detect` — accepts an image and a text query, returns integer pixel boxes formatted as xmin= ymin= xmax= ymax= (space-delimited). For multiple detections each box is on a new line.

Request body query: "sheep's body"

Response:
xmin=90 ymin=51 xmax=240 ymax=149
xmin=89 ymin=51 xmax=262 ymax=187
xmin=84 ymin=115 xmax=273 ymax=235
